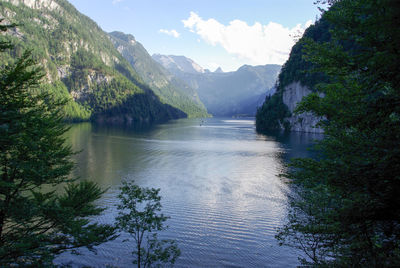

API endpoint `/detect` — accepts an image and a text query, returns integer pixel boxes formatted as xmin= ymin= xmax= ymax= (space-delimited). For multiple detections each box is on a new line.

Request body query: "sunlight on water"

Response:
xmin=56 ymin=118 xmax=320 ymax=267
xmin=222 ymin=119 xmax=255 ymax=124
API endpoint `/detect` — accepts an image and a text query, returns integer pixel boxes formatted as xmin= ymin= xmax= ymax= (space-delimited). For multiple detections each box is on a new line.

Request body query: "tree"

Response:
xmin=0 ymin=24 xmax=116 ymax=266
xmin=277 ymin=0 xmax=400 ymax=266
xmin=116 ymin=181 xmax=180 ymax=268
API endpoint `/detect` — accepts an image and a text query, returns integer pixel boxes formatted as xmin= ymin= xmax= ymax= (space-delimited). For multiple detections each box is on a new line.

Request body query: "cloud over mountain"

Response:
xmin=182 ymin=12 xmax=312 ymax=65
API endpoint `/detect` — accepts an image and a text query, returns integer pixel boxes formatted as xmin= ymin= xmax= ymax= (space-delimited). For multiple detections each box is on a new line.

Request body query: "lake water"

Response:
xmin=55 ymin=118 xmax=320 ymax=267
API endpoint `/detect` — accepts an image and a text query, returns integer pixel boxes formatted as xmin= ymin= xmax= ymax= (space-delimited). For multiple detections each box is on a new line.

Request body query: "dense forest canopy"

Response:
xmin=276 ymin=0 xmax=400 ymax=266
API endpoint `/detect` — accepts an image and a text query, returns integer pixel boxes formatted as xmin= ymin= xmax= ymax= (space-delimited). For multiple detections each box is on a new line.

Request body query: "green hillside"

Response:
xmin=109 ymin=31 xmax=209 ymax=118
xmin=0 ymin=0 xmax=186 ymax=123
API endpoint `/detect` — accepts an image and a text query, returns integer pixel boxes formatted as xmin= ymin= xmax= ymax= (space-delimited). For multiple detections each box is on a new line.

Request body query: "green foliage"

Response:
xmin=0 ymin=43 xmax=116 ymax=265
xmin=255 ymin=92 xmax=291 ymax=132
xmin=93 ymin=90 xmax=186 ymax=125
xmin=70 ymin=49 xmax=104 ymax=70
xmin=277 ymin=0 xmax=400 ymax=266
xmin=0 ymin=19 xmax=15 ymax=51
xmin=277 ymin=18 xmax=331 ymax=91
xmin=39 ymin=81 xmax=91 ymax=122
xmin=116 ymin=181 xmax=181 ymax=268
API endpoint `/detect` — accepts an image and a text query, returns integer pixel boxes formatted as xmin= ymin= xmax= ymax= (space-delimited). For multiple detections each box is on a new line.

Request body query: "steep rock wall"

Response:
xmin=282 ymin=82 xmax=324 ymax=133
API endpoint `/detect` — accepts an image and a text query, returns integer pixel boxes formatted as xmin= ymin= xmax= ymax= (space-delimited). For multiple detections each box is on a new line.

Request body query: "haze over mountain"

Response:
xmin=152 ymin=54 xmax=206 ymax=74
xmin=153 ymin=55 xmax=281 ymax=116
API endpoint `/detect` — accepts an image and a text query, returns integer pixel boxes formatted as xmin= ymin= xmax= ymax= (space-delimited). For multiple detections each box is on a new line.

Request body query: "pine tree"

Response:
xmin=0 ymin=23 xmax=116 ymax=266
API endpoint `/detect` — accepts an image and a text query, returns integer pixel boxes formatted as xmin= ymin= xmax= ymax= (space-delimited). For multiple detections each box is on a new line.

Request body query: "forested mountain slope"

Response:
xmin=256 ymin=18 xmax=331 ymax=132
xmin=0 ymin=0 xmax=185 ymax=124
xmin=109 ymin=31 xmax=209 ymax=118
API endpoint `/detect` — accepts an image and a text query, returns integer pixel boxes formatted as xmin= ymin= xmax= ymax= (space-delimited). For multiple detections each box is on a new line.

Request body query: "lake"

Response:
xmin=55 ymin=117 xmax=321 ymax=267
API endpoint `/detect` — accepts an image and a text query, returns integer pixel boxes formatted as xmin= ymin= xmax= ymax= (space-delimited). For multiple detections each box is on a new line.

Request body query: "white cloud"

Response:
xmin=182 ymin=12 xmax=312 ymax=65
xmin=112 ymin=0 xmax=123 ymax=4
xmin=159 ymin=29 xmax=180 ymax=38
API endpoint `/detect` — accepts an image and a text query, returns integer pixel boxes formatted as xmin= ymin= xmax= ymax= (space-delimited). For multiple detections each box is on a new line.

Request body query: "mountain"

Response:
xmin=256 ymin=18 xmax=331 ymax=133
xmin=214 ymin=67 xmax=223 ymax=73
xmin=0 ymin=0 xmax=185 ymax=124
xmin=152 ymin=54 xmax=205 ymax=74
xmin=153 ymin=55 xmax=281 ymax=116
xmin=108 ymin=32 xmax=208 ymax=118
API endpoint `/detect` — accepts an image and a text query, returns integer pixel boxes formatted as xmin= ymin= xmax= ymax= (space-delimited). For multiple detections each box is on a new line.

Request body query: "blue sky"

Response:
xmin=68 ymin=0 xmax=323 ymax=71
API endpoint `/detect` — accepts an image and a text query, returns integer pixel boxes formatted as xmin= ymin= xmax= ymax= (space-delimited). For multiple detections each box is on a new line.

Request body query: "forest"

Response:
xmin=267 ymin=0 xmax=400 ymax=266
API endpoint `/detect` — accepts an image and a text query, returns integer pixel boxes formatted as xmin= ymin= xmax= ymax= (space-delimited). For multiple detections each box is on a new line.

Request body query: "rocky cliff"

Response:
xmin=282 ymin=82 xmax=323 ymax=133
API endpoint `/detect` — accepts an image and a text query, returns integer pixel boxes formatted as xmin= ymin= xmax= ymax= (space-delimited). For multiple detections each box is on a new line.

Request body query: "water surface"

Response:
xmin=56 ymin=118 xmax=320 ymax=267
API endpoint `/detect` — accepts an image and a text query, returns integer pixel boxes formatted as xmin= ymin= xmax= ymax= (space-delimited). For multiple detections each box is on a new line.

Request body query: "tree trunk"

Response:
xmin=137 ymin=241 xmax=141 ymax=268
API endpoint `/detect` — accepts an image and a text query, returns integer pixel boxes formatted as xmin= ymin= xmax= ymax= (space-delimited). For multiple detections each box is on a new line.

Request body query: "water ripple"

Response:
xmin=55 ymin=118 xmax=320 ymax=267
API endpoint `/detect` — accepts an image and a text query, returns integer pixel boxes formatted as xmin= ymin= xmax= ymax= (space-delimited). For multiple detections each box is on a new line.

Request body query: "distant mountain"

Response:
xmin=153 ymin=55 xmax=281 ymax=116
xmin=109 ymin=32 xmax=208 ymax=118
xmin=0 ymin=0 xmax=185 ymax=124
xmin=152 ymin=54 xmax=205 ymax=74
xmin=214 ymin=67 xmax=223 ymax=73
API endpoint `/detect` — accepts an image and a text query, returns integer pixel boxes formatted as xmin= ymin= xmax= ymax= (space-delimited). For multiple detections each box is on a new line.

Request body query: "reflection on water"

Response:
xmin=57 ymin=118 xmax=321 ymax=267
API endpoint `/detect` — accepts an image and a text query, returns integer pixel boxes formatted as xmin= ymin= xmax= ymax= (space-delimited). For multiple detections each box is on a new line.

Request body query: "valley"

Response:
xmin=1 ymin=0 xmax=398 ymax=267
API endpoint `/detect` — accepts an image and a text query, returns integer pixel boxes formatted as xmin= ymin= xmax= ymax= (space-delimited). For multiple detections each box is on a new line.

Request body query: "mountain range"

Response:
xmin=0 ymin=0 xmax=202 ymax=124
xmin=108 ymin=32 xmax=208 ymax=118
xmin=153 ymin=55 xmax=281 ymax=116
xmin=1 ymin=0 xmax=282 ymax=124
xmin=152 ymin=54 xmax=206 ymax=74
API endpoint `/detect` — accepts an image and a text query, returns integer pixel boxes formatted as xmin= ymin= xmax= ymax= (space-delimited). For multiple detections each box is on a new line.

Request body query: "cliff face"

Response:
xmin=282 ymin=82 xmax=323 ymax=133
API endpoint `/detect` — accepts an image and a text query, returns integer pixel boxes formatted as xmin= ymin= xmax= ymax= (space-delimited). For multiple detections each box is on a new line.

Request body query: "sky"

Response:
xmin=68 ymin=0 xmax=324 ymax=72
